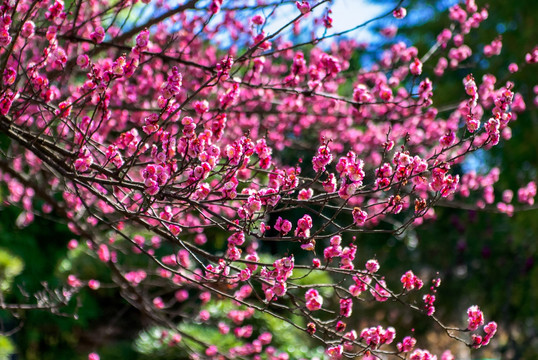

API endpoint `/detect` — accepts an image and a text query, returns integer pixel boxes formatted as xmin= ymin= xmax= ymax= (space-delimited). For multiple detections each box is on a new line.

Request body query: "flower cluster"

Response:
xmin=360 ymin=326 xmax=396 ymax=348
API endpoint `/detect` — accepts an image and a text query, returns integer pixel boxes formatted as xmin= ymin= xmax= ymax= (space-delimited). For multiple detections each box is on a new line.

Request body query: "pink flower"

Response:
xmin=335 ymin=320 xmax=346 ymax=332
xmin=259 ymin=332 xmax=272 ymax=344
xmin=339 ymin=298 xmax=353 ymax=317
xmin=312 ymin=145 xmax=333 ymax=172
xmin=296 ymin=1 xmax=311 ymax=14
xmin=3 ymin=67 xmax=16 ymax=85
xmin=371 ymin=280 xmax=390 ymax=302
xmin=339 ymin=181 xmax=358 ymax=200
xmin=508 ymin=63 xmax=519 ymax=73
xmin=481 ymin=321 xmax=498 ymax=345
xmin=440 ymin=131 xmax=456 ymax=147
xmin=67 ymin=274 xmax=82 ymax=288
xmin=305 ymin=289 xmax=323 ymax=311
xmin=365 ymin=259 xmax=380 ymax=273
xmin=281 ymin=219 xmax=292 ymax=234
xmin=397 ymin=336 xmax=417 ymax=352
xmin=409 ymin=58 xmax=423 ymax=76
xmin=97 ymin=244 xmax=110 ymax=262
xmin=484 ymin=321 xmax=497 ymax=335
xmin=199 ymin=291 xmax=211 ymax=304
xmin=467 ymin=305 xmax=484 ymax=331
xmin=437 ymin=28 xmax=452 ymax=46
xmin=90 ymin=26 xmax=105 ymax=43
xmin=471 ymin=334 xmax=483 ymax=348
xmin=193 ymin=100 xmax=209 ymax=115
xmin=136 ymin=28 xmax=150 ymax=49
xmin=449 ymin=4 xmax=467 ymax=23
xmin=0 ymin=28 xmax=12 ymax=47
xmin=484 ymin=37 xmax=502 ymax=57
xmin=77 ymin=54 xmax=90 ymax=69
xmin=206 ymin=345 xmax=218 ymax=356
xmin=161 ymin=66 xmax=182 ymax=99
xmin=199 ymin=310 xmax=210 ymax=321
xmin=125 ymin=270 xmax=147 ymax=286
xmin=295 ymin=214 xmax=313 ymax=237
xmin=463 ymin=74 xmax=477 ymax=97
xmin=518 ymin=181 xmax=536 ymax=205
xmin=21 ymin=21 xmax=35 ymax=38
xmin=218 ymin=322 xmax=230 ymax=334
xmin=298 ymin=188 xmax=313 ymax=200
xmin=88 ymin=280 xmax=100 ymax=290
xmin=352 ymin=207 xmax=368 ymax=226
xmin=380 ymin=25 xmax=398 ymax=38
xmin=360 ymin=326 xmax=396 ymax=348
xmin=400 ymin=270 xmax=424 ymax=290
xmin=393 ymin=7 xmax=407 ymax=19
xmin=209 ymin=0 xmax=223 ymax=14
xmin=251 ymin=15 xmax=265 ymax=25
xmin=67 ymin=239 xmax=78 ymax=250
xmin=170 ymin=333 xmax=182 ymax=345
xmin=153 ymin=297 xmax=165 ymax=309
xmin=323 ymin=173 xmax=337 ymax=192
xmin=326 ymin=344 xmax=343 ymax=360
xmin=525 ymin=47 xmax=538 ymax=63
xmin=423 ymin=293 xmax=436 ymax=316
xmin=409 ymin=349 xmax=436 ymax=360
xmin=323 ymin=9 xmax=333 ymax=28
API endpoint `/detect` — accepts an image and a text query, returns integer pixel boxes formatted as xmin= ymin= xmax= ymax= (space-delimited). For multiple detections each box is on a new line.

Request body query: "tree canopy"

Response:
xmin=0 ymin=0 xmax=537 ymax=359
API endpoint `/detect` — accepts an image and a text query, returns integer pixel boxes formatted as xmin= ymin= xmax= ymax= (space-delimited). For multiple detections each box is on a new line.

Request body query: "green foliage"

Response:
xmin=133 ymin=292 xmax=327 ymax=360
xmin=0 ymin=248 xmax=23 ymax=293
xmin=0 ymin=336 xmax=15 ymax=360
xmin=0 ymin=205 xmax=145 ymax=359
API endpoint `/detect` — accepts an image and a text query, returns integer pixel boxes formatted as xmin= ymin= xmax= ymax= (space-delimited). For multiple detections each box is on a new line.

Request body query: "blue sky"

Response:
xmin=325 ymin=0 xmax=389 ymax=35
xmin=263 ymin=0 xmax=391 ymax=43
